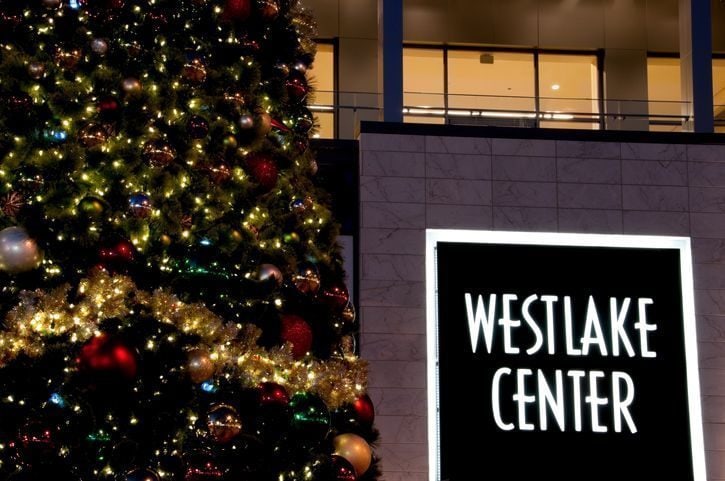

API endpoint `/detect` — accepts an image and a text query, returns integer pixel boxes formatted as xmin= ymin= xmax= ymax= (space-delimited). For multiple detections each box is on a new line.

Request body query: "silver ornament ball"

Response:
xmin=259 ymin=263 xmax=283 ymax=286
xmin=238 ymin=114 xmax=254 ymax=130
xmin=122 ymin=77 xmax=142 ymax=93
xmin=0 ymin=227 xmax=43 ymax=274
xmin=91 ymin=38 xmax=109 ymax=55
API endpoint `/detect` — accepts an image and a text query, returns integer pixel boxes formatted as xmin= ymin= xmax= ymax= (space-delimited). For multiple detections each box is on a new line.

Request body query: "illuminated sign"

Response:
xmin=426 ymin=230 xmax=705 ymax=481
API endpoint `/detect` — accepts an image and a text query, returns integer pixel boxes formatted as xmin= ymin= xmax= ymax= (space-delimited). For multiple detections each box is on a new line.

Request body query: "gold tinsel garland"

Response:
xmin=0 ymin=272 xmax=367 ymax=408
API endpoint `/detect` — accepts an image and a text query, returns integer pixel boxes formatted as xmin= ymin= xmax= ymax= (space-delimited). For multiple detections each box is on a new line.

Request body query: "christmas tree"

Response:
xmin=0 ymin=1 xmax=377 ymax=480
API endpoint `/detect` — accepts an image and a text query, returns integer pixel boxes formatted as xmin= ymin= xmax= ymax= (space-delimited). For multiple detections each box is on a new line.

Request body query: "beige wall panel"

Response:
xmin=339 ymin=38 xmax=378 ymax=93
xmin=445 ymin=0 xmax=495 ymax=45
xmin=492 ymin=0 xmax=539 ymax=47
xmin=646 ymin=0 xmax=679 ymax=52
xmin=604 ymin=0 xmax=647 ymax=49
xmin=302 ymin=0 xmax=339 ymax=38
xmin=403 ymin=0 xmax=448 ymax=43
xmin=538 ymin=0 xmax=605 ymax=48
xmin=340 ymin=0 xmax=378 ymax=39
xmin=604 ymin=48 xmax=649 ymax=130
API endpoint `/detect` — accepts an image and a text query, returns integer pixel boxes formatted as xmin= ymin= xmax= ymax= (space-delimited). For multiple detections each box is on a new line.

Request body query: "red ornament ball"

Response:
xmin=99 ymin=239 xmax=136 ymax=263
xmin=330 ymin=455 xmax=357 ymax=481
xmin=280 ymin=314 xmax=313 ymax=359
xmin=321 ymin=283 xmax=350 ymax=311
xmin=259 ymin=382 xmax=290 ymax=407
xmin=221 ymin=0 xmax=252 ymax=22
xmin=353 ymin=394 xmax=375 ymax=427
xmin=286 ymin=70 xmax=308 ymax=102
xmin=77 ymin=334 xmax=138 ymax=380
xmin=259 ymin=0 xmax=280 ymax=20
xmin=245 ymin=153 xmax=278 ymax=191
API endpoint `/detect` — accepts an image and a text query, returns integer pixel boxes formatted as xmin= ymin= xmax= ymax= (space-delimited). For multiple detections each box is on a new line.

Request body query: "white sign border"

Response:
xmin=425 ymin=229 xmax=706 ymax=481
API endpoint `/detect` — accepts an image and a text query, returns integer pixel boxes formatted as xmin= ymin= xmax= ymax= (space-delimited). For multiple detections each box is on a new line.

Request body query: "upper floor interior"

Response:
xmin=300 ymin=0 xmax=725 ymax=138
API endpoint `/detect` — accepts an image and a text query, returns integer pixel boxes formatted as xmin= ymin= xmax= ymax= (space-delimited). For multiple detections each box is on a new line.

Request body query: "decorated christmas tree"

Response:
xmin=0 ymin=1 xmax=377 ymax=480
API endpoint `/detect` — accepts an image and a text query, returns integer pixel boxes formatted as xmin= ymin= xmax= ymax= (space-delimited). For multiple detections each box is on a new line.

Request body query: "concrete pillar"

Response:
xmin=604 ymin=49 xmax=650 ymax=131
xmin=680 ymin=0 xmax=714 ymax=132
xmin=378 ymin=0 xmax=403 ymax=123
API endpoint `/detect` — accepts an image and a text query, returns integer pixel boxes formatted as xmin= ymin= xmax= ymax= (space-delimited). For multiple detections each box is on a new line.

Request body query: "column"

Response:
xmin=378 ymin=0 xmax=403 ymax=123
xmin=680 ymin=0 xmax=714 ymax=133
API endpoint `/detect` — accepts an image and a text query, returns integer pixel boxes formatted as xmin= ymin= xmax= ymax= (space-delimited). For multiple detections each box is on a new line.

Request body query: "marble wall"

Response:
xmin=358 ymin=127 xmax=725 ymax=480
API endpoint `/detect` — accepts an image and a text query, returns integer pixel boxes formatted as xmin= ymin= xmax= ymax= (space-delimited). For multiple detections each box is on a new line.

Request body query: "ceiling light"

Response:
xmin=551 ymin=84 xmax=560 ymax=91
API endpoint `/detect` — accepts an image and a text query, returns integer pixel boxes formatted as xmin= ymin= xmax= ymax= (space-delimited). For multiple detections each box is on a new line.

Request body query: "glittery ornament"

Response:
xmin=183 ymin=56 xmax=207 ymax=83
xmin=289 ymin=392 xmax=330 ymax=438
xmin=245 ymin=153 xmax=278 ymax=191
xmin=258 ymin=263 xmax=283 ymax=285
xmin=333 ymin=434 xmax=372 ymax=476
xmin=6 ymin=93 xmax=32 ymax=118
xmin=143 ymin=140 xmax=176 ymax=167
xmin=187 ymin=348 xmax=215 ymax=383
xmin=337 ymin=302 xmax=357 ymax=331
xmin=223 ymin=91 xmax=246 ymax=116
xmin=280 ymin=314 xmax=313 ymax=358
xmin=79 ymin=123 xmax=109 ymax=149
xmin=321 ymin=283 xmax=350 ymax=311
xmin=0 ymin=227 xmax=43 ymax=273
xmin=353 ymin=394 xmax=375 ymax=427
xmin=330 ymin=455 xmax=357 ymax=481
xmin=129 ymin=193 xmax=152 ymax=218
xmin=122 ymin=77 xmax=142 ymax=93
xmin=286 ymin=70 xmax=308 ymax=102
xmin=41 ymin=126 xmax=68 ymax=144
xmin=90 ymin=37 xmax=109 ymax=55
xmin=54 ymin=48 xmax=82 ymax=70
xmin=294 ymin=262 xmax=320 ymax=295
xmin=18 ymin=420 xmax=56 ymax=459
xmin=79 ymin=196 xmax=106 ymax=218
xmin=27 ymin=61 xmax=45 ymax=79
xmin=221 ymin=0 xmax=252 ymax=22
xmin=187 ymin=115 xmax=209 ymax=138
xmin=1 ymin=192 xmax=23 ymax=217
xmin=77 ymin=334 xmax=138 ymax=380
xmin=207 ymin=404 xmax=242 ymax=443
xmin=124 ymin=468 xmax=159 ymax=481
xmin=259 ymin=382 xmax=289 ymax=407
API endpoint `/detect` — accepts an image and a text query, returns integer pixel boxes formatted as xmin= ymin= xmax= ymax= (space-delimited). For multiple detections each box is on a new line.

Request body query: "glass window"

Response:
xmin=539 ymin=53 xmax=599 ymax=129
xmin=309 ymin=42 xmax=335 ymax=139
xmin=447 ymin=50 xmax=535 ymax=113
xmin=647 ymin=57 xmax=681 ymax=120
xmin=403 ymin=48 xmax=444 ymax=122
xmin=714 ymin=58 xmax=725 ymax=125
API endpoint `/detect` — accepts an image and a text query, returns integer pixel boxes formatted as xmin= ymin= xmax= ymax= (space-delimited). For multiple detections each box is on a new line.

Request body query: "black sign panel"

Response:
xmin=427 ymin=231 xmax=705 ymax=481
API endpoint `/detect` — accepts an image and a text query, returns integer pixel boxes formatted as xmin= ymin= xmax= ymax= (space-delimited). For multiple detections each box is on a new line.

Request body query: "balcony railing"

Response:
xmin=309 ymin=91 xmax=725 ymax=137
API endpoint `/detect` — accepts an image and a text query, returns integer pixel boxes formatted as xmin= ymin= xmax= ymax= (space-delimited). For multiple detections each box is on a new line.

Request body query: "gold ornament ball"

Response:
xmin=28 ymin=61 xmax=46 ymax=80
xmin=187 ymin=348 xmax=215 ymax=383
xmin=256 ymin=111 xmax=272 ymax=135
xmin=333 ymin=433 xmax=373 ymax=476
xmin=207 ymin=404 xmax=242 ymax=444
xmin=122 ymin=77 xmax=142 ymax=93
xmin=229 ymin=230 xmax=243 ymax=242
xmin=0 ymin=227 xmax=43 ymax=274
xmin=78 ymin=196 xmax=106 ymax=218
xmin=160 ymin=234 xmax=172 ymax=246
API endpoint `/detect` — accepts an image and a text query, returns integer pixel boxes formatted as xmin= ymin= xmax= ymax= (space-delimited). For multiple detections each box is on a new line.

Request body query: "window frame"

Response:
xmin=403 ymin=44 xmax=604 ymax=129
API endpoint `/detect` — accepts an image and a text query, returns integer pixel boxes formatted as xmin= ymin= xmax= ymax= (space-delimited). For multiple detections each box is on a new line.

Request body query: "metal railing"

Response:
xmin=308 ymin=91 xmax=725 ymax=137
